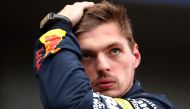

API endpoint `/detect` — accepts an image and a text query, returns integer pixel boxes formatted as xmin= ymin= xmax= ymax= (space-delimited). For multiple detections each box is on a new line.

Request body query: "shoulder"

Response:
xmin=128 ymin=92 xmax=176 ymax=109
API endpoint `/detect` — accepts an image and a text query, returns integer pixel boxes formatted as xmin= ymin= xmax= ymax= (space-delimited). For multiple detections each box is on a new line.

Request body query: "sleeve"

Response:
xmin=33 ymin=19 xmax=176 ymax=109
xmin=34 ymin=19 xmax=94 ymax=109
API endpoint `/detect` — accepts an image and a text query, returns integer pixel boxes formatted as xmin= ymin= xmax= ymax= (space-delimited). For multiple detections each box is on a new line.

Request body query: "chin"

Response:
xmin=99 ymin=90 xmax=122 ymax=98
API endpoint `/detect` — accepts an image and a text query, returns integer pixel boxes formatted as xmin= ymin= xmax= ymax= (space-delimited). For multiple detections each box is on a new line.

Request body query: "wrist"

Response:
xmin=40 ymin=13 xmax=72 ymax=29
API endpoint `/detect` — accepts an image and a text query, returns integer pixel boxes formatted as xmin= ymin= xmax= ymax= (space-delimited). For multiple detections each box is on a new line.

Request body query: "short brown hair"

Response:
xmin=74 ymin=1 xmax=136 ymax=49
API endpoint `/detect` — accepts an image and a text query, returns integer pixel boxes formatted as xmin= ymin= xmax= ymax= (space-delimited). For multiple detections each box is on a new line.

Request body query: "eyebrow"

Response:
xmin=81 ymin=41 xmax=123 ymax=53
xmin=106 ymin=42 xmax=123 ymax=50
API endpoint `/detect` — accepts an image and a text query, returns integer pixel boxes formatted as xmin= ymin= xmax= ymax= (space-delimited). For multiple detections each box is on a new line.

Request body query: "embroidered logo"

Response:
xmin=40 ymin=29 xmax=66 ymax=57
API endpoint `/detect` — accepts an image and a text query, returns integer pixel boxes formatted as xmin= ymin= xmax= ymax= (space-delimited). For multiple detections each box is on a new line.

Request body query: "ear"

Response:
xmin=132 ymin=43 xmax=141 ymax=68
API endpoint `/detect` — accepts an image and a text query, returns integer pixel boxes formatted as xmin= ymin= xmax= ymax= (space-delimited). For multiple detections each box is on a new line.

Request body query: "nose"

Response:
xmin=96 ymin=54 xmax=111 ymax=73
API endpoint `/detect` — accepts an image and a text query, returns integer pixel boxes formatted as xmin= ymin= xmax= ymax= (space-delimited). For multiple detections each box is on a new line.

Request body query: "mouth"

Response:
xmin=95 ymin=78 xmax=116 ymax=89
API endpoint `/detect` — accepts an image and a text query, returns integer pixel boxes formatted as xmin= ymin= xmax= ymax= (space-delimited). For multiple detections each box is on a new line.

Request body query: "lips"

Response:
xmin=95 ymin=78 xmax=116 ymax=89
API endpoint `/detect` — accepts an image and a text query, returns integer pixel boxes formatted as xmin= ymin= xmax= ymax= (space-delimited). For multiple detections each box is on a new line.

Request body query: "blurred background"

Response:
xmin=1 ymin=0 xmax=190 ymax=109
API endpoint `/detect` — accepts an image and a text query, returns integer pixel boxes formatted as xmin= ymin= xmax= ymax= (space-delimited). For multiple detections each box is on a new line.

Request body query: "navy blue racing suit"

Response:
xmin=34 ymin=19 xmax=176 ymax=109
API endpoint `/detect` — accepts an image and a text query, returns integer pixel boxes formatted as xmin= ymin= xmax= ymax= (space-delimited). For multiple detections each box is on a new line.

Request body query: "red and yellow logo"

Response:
xmin=40 ymin=29 xmax=66 ymax=57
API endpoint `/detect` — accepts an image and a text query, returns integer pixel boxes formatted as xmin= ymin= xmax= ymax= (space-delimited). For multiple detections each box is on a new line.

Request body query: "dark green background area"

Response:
xmin=1 ymin=0 xmax=190 ymax=109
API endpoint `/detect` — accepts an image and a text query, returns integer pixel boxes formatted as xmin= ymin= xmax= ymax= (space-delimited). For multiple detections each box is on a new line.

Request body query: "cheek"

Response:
xmin=82 ymin=63 xmax=96 ymax=81
xmin=115 ymin=58 xmax=134 ymax=92
xmin=117 ymin=55 xmax=133 ymax=70
xmin=114 ymin=56 xmax=134 ymax=78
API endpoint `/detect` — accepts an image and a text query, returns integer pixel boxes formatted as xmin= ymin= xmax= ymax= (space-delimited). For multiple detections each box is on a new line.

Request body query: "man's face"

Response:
xmin=78 ymin=22 xmax=141 ymax=97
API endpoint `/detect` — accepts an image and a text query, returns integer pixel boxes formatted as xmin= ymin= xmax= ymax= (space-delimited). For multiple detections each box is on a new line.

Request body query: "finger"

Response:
xmin=74 ymin=1 xmax=94 ymax=10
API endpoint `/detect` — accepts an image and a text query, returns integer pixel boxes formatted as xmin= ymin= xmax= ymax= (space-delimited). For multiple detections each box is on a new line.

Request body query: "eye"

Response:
xmin=110 ymin=48 xmax=120 ymax=56
xmin=82 ymin=53 xmax=94 ymax=61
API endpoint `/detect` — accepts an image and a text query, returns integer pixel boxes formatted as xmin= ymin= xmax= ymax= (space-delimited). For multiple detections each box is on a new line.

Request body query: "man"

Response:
xmin=34 ymin=1 xmax=176 ymax=109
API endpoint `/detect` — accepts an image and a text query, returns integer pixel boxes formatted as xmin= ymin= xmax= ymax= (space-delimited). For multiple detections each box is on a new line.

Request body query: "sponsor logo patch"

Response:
xmin=35 ymin=47 xmax=44 ymax=71
xmin=40 ymin=29 xmax=66 ymax=57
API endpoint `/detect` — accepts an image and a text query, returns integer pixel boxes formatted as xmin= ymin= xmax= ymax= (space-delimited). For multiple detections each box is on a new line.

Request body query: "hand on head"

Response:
xmin=58 ymin=1 xmax=94 ymax=27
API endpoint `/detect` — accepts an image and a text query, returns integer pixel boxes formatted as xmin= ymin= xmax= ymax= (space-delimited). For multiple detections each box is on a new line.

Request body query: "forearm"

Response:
xmin=34 ymin=18 xmax=93 ymax=108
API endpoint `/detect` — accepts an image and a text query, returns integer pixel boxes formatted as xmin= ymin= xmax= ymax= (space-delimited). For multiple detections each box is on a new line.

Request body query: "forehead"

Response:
xmin=77 ymin=22 xmax=130 ymax=51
